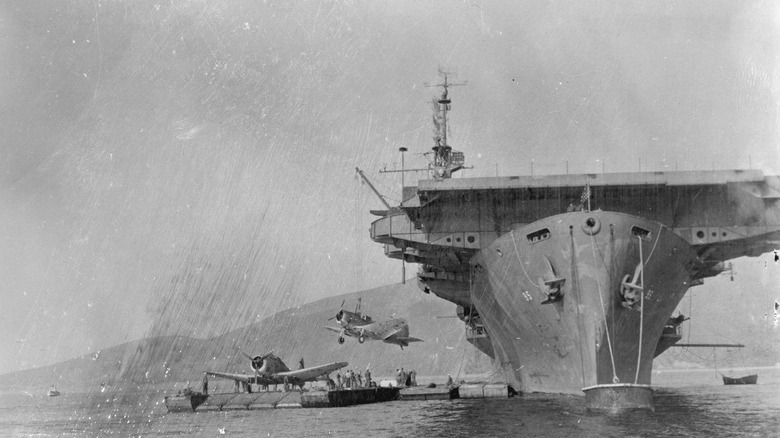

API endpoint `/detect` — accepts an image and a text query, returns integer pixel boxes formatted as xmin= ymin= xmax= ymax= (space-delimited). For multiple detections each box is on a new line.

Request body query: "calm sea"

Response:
xmin=1 ymin=367 xmax=778 ymax=437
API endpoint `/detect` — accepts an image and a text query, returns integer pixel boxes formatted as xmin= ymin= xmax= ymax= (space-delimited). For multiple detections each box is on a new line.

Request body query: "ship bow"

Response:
xmin=470 ymin=211 xmax=697 ymax=410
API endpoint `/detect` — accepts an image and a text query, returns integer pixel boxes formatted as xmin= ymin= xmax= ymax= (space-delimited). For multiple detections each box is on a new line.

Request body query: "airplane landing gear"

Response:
xmin=358 ymin=336 xmax=365 ymax=344
xmin=338 ymin=337 xmax=345 ymax=344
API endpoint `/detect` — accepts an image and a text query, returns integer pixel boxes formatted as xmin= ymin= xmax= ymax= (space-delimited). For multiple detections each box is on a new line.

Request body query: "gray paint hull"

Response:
xmin=469 ymin=211 xmax=695 ymax=395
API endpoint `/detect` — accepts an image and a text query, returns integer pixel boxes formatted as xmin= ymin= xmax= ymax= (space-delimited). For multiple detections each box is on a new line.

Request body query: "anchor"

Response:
xmin=539 ymin=256 xmax=566 ymax=304
xmin=620 ymin=262 xmax=643 ymax=311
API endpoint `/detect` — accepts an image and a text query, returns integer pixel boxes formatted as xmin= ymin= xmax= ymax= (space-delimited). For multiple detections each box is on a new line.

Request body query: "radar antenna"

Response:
xmin=424 ymin=69 xmax=468 ymax=179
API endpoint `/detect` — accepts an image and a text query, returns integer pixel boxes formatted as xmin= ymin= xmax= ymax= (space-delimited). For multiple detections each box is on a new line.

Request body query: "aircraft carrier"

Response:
xmin=365 ymin=75 xmax=780 ymax=411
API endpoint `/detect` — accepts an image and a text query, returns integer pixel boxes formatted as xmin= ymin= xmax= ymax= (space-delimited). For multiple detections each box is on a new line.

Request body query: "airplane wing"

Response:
xmin=380 ymin=327 xmax=404 ymax=341
xmin=325 ymin=326 xmax=360 ymax=338
xmin=275 ymin=361 xmax=348 ymax=382
xmin=393 ymin=336 xmax=423 ymax=343
xmin=206 ymin=371 xmax=253 ymax=383
xmin=335 ymin=321 xmax=386 ymax=340
xmin=208 ymin=362 xmax=348 ymax=385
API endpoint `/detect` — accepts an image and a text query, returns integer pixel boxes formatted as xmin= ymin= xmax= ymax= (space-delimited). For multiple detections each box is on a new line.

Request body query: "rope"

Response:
xmin=454 ymin=325 xmax=468 ymax=382
xmin=588 ymin=232 xmax=619 ymax=383
xmin=641 ymin=223 xmax=664 ymax=266
xmin=510 ymin=230 xmax=542 ymax=288
xmin=632 ymin=225 xmax=663 ymax=381
xmin=570 ymin=229 xmax=588 ymax=388
xmin=687 ymin=290 xmax=693 ymax=345
xmin=634 ymin=236 xmax=644 ymax=384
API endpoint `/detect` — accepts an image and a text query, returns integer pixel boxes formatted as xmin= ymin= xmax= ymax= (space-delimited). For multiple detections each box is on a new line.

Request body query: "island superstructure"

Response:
xmin=365 ymin=74 xmax=780 ymax=410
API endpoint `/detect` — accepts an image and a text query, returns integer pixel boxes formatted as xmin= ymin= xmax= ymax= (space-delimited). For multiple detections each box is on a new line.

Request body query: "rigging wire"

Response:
xmin=354 ymin=173 xmax=362 ymax=293
xmin=361 ymin=171 xmax=401 ymax=205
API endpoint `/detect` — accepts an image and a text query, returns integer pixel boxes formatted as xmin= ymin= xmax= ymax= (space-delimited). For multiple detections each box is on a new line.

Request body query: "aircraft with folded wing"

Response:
xmin=206 ymin=352 xmax=347 ymax=390
xmin=324 ymin=298 xmax=423 ymax=349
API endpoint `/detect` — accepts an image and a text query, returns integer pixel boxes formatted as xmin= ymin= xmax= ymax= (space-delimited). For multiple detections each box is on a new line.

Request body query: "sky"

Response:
xmin=0 ymin=0 xmax=778 ymax=374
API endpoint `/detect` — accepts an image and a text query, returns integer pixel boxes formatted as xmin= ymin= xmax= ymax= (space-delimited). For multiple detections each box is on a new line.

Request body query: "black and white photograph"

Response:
xmin=1 ymin=1 xmax=778 ymax=436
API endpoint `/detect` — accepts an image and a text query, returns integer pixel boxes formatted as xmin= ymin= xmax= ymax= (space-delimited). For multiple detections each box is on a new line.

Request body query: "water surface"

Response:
xmin=2 ymin=367 xmax=778 ymax=437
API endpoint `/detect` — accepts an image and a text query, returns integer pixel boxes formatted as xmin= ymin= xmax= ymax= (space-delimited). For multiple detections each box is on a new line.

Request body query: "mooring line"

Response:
xmin=570 ymin=230 xmax=588 ymax=388
xmin=635 ymin=236 xmax=645 ymax=384
xmin=510 ymin=230 xmax=541 ymax=288
xmin=588 ymin=232 xmax=619 ymax=383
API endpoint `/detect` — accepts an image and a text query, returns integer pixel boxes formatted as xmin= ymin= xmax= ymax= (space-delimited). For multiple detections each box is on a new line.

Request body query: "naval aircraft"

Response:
xmin=206 ymin=352 xmax=347 ymax=390
xmin=324 ymin=298 xmax=423 ymax=349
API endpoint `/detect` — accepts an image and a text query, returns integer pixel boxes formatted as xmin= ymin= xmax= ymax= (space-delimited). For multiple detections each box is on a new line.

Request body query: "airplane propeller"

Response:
xmin=240 ymin=351 xmax=274 ymax=374
xmin=241 ymin=351 xmax=273 ymax=361
xmin=327 ymin=300 xmax=346 ymax=321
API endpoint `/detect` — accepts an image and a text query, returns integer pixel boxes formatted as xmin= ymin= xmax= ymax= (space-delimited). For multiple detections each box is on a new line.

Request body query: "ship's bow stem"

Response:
xmin=470 ymin=211 xmax=697 ymax=411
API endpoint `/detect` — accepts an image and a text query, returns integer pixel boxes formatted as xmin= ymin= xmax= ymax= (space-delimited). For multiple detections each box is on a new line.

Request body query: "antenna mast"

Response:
xmin=424 ymin=69 xmax=468 ymax=179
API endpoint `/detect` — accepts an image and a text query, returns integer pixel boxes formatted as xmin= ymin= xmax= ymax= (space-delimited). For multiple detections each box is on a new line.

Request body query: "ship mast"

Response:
xmin=379 ymin=71 xmax=470 ymax=180
xmin=425 ymin=70 xmax=468 ymax=179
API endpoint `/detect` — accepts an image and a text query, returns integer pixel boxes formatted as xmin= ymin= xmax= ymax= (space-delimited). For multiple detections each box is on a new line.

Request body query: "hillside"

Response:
xmin=0 ymin=282 xmax=492 ymax=393
xmin=654 ymin=260 xmax=780 ymax=369
xmin=1 ymin=260 xmax=777 ymax=393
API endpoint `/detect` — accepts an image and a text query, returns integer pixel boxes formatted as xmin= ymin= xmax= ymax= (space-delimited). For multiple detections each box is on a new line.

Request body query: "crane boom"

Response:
xmin=355 ymin=167 xmax=392 ymax=210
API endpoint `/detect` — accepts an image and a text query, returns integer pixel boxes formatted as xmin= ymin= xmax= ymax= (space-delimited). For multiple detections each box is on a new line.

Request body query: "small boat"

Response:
xmin=722 ymin=374 xmax=758 ymax=385
xmin=47 ymin=385 xmax=60 ymax=396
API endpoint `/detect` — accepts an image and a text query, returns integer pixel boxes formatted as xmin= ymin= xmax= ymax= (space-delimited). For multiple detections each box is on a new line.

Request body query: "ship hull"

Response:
xmin=469 ymin=211 xmax=697 ymax=410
